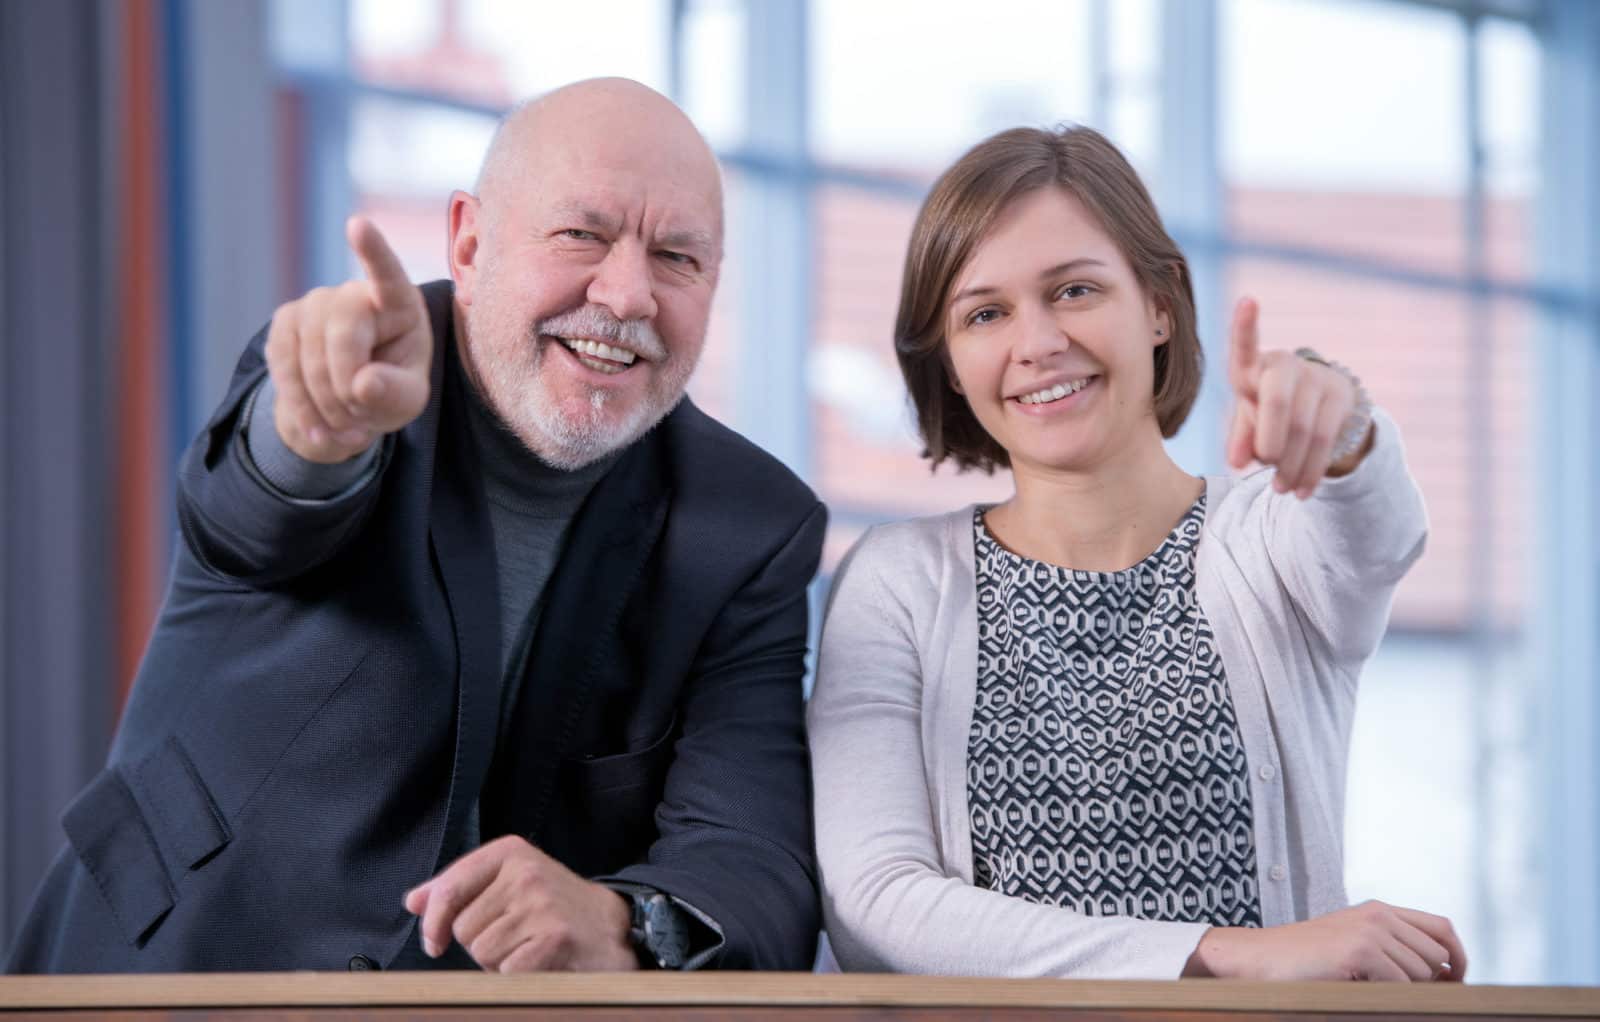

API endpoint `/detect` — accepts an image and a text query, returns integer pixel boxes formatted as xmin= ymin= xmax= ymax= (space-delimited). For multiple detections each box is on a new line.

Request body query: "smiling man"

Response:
xmin=7 ymin=78 xmax=825 ymax=974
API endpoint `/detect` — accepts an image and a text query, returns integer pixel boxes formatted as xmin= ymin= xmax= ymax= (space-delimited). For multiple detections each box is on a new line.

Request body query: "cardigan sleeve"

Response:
xmin=1258 ymin=406 xmax=1429 ymax=667
xmin=808 ymin=525 xmax=1210 ymax=979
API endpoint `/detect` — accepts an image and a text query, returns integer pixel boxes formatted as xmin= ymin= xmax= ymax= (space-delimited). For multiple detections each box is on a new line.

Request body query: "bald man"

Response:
xmin=7 ymin=79 xmax=825 ymax=974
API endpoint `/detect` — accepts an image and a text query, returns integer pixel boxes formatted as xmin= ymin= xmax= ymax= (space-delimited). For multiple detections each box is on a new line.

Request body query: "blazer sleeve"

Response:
xmin=1256 ymin=407 xmax=1429 ymax=666
xmin=173 ymin=319 xmax=395 ymax=587
xmin=808 ymin=527 xmax=1210 ymax=979
xmin=596 ymin=500 xmax=828 ymax=970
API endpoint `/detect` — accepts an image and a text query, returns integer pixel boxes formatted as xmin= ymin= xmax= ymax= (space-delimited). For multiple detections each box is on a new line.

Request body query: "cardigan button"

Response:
xmin=348 ymin=954 xmax=378 ymax=971
xmin=1268 ymin=864 xmax=1288 ymax=882
xmin=1258 ymin=764 xmax=1277 ymax=782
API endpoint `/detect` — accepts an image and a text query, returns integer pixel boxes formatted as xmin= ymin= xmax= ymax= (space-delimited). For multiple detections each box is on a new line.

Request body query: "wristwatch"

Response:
xmin=625 ymin=890 xmax=691 ymax=969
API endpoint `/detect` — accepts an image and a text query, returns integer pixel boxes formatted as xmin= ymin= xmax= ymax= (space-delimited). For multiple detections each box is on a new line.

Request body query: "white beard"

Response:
xmin=463 ymin=270 xmax=698 ymax=470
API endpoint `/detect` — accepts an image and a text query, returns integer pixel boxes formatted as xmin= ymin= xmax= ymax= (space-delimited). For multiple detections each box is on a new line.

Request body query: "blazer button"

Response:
xmin=348 ymin=954 xmax=378 ymax=971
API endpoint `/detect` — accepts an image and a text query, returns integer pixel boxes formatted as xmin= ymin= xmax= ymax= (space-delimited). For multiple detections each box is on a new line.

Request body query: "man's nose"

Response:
xmin=587 ymin=242 xmax=658 ymax=324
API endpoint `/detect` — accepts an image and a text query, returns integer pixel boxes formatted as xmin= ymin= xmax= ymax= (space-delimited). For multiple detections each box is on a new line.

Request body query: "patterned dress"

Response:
xmin=967 ymin=498 xmax=1264 ymax=927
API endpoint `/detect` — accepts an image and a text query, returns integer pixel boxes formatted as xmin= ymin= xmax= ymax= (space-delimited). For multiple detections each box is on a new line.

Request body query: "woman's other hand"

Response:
xmin=1225 ymin=297 xmax=1372 ymax=498
xmin=1183 ymin=899 xmax=1468 ymax=982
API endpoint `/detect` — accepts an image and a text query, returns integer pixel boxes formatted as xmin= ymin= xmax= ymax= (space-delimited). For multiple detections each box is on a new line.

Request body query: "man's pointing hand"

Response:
xmin=264 ymin=216 xmax=432 ymax=463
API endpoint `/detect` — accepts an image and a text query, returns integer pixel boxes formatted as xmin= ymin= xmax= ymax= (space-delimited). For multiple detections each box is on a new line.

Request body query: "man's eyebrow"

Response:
xmin=549 ymin=203 xmax=714 ymax=254
xmin=656 ymin=228 xmax=716 ymax=254
xmin=551 ymin=202 xmax=622 ymax=234
xmin=950 ymin=258 xmax=1109 ymax=305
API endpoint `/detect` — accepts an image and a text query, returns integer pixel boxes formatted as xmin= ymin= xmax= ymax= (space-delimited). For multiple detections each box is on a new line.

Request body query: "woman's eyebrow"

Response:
xmin=951 ymin=258 xmax=1109 ymax=305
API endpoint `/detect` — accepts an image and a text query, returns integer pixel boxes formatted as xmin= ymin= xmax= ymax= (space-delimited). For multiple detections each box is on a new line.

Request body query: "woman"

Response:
xmin=807 ymin=125 xmax=1466 ymax=981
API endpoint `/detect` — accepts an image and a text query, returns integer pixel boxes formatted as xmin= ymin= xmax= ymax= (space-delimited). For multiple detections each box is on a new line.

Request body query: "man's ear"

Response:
xmin=448 ymin=190 xmax=482 ymax=305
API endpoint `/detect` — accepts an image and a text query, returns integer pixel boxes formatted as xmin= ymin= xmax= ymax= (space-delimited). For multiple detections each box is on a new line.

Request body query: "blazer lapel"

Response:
xmin=427 ymin=328 xmax=503 ymax=864
xmin=479 ymin=424 xmax=671 ymax=842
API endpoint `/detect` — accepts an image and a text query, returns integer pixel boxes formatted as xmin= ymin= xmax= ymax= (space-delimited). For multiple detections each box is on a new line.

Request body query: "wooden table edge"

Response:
xmin=2 ymin=973 xmax=1597 ymax=1016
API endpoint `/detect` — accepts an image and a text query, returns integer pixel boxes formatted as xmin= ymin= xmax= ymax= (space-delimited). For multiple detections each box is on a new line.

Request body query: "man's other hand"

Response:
xmin=265 ymin=216 xmax=432 ymax=463
xmin=403 ymin=835 xmax=638 ymax=972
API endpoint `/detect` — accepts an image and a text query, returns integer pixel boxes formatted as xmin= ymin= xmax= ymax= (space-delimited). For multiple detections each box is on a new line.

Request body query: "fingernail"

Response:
xmin=423 ymin=937 xmax=439 ymax=958
xmin=308 ymin=426 xmax=326 ymax=445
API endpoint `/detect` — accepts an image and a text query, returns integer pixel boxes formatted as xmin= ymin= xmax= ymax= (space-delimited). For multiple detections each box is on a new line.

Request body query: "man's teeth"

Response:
xmin=1018 ymin=378 xmax=1092 ymax=405
xmin=562 ymin=338 xmax=638 ymax=369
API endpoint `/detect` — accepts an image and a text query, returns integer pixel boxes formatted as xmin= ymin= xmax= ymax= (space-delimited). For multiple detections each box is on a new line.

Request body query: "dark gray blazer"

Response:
xmin=7 ymin=281 xmax=825 ymax=973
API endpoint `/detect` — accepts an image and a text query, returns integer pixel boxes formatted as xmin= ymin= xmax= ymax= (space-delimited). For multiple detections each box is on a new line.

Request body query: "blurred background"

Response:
xmin=2 ymin=0 xmax=1597 ymax=983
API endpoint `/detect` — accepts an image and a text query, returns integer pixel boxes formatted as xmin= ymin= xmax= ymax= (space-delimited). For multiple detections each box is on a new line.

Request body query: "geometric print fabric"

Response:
xmin=967 ymin=499 xmax=1263 ymax=927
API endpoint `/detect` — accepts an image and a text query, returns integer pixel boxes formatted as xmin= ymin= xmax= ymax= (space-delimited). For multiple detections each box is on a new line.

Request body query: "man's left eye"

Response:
xmin=657 ymin=250 xmax=695 ymax=266
xmin=563 ymin=229 xmax=599 ymax=241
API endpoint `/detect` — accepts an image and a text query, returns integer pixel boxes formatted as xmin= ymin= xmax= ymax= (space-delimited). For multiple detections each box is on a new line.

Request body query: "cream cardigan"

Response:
xmin=808 ymin=410 xmax=1426 ymax=978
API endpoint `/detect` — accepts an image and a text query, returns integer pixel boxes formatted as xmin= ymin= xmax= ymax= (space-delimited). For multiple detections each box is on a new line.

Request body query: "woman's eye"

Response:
xmin=968 ymin=308 xmax=1001 ymax=326
xmin=1057 ymin=284 xmax=1093 ymax=300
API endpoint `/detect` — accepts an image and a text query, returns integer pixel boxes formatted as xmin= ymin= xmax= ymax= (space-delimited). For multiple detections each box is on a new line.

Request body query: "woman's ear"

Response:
xmin=1151 ymin=302 xmax=1173 ymax=348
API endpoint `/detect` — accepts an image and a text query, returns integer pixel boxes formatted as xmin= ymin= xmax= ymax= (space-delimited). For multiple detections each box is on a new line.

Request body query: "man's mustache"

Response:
xmin=533 ymin=304 xmax=667 ymax=362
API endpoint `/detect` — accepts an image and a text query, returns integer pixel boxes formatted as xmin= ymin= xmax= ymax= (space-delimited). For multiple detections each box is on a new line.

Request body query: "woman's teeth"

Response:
xmin=1017 ymin=378 xmax=1092 ymax=405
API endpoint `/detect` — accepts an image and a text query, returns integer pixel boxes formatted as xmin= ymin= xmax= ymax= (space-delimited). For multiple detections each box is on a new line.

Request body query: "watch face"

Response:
xmin=643 ymin=895 xmax=691 ymax=968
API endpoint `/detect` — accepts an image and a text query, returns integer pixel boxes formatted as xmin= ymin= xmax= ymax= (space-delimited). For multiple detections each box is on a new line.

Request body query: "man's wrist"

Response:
xmin=601 ymin=889 xmax=640 ymax=970
xmin=611 ymin=885 xmax=693 ymax=970
xmin=242 ymin=377 xmax=382 ymax=500
xmin=598 ymin=879 xmax=722 ymax=970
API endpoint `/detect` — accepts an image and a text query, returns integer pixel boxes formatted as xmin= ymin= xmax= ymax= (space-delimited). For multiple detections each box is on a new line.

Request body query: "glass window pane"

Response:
xmin=1223 ymin=0 xmax=1468 ymax=274
xmin=1482 ymin=18 xmax=1538 ymax=283
xmin=678 ymin=0 xmax=746 ymax=150
xmin=350 ymin=97 xmax=497 ymax=284
xmin=1345 ymin=629 xmax=1540 ymax=984
xmin=351 ymin=0 xmax=669 ymax=106
xmin=811 ymin=0 xmax=1095 ymax=173
xmin=1106 ymin=0 xmax=1160 ymax=170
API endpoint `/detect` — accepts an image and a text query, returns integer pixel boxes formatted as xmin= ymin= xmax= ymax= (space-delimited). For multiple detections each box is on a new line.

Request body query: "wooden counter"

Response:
xmin=2 ymin=973 xmax=1597 ymax=1020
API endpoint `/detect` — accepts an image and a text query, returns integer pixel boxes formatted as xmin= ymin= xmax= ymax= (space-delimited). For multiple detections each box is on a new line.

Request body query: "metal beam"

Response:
xmin=732 ymin=0 xmax=812 ymax=479
xmin=1533 ymin=0 xmax=1600 ymax=986
xmin=1156 ymin=0 xmax=1224 ymax=476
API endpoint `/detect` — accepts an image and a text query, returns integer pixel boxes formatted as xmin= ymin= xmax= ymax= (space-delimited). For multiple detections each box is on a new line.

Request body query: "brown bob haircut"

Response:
xmin=894 ymin=125 xmax=1203 ymax=473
